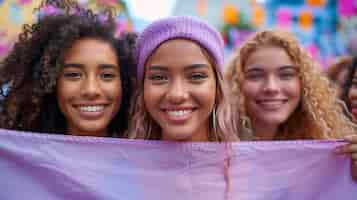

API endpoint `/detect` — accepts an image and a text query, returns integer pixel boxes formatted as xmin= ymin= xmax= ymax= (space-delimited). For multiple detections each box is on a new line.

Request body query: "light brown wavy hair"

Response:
xmin=326 ymin=56 xmax=352 ymax=83
xmin=226 ymin=30 xmax=355 ymax=140
xmin=127 ymin=44 xmax=239 ymax=142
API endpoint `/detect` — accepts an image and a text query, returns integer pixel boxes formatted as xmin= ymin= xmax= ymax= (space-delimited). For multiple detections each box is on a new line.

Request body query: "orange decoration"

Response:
xmin=252 ymin=5 xmax=265 ymax=27
xmin=306 ymin=0 xmax=325 ymax=7
xmin=223 ymin=4 xmax=239 ymax=25
xmin=299 ymin=10 xmax=313 ymax=29
xmin=250 ymin=0 xmax=257 ymax=7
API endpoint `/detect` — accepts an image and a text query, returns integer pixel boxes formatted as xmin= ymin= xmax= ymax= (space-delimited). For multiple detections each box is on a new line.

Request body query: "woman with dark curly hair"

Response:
xmin=326 ymin=56 xmax=352 ymax=98
xmin=339 ymin=56 xmax=357 ymax=180
xmin=0 ymin=0 xmax=136 ymax=137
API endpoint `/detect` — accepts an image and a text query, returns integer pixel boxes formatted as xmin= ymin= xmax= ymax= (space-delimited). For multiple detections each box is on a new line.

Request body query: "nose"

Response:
xmin=81 ymin=75 xmax=101 ymax=99
xmin=166 ymin=79 xmax=189 ymax=104
xmin=263 ymin=76 xmax=279 ymax=94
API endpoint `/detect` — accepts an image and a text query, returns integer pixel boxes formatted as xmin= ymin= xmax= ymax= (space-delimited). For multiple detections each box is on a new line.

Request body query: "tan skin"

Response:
xmin=241 ymin=45 xmax=357 ymax=180
xmin=57 ymin=38 xmax=122 ymax=137
xmin=242 ymin=45 xmax=301 ymax=140
xmin=336 ymin=135 xmax=357 ymax=180
xmin=144 ymin=39 xmax=217 ymax=141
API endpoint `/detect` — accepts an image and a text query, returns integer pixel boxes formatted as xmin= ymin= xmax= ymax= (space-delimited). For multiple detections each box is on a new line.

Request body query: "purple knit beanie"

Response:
xmin=135 ymin=16 xmax=225 ymax=81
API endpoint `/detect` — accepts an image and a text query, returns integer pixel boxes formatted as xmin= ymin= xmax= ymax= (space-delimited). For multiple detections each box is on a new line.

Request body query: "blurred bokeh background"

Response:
xmin=1 ymin=0 xmax=357 ymax=68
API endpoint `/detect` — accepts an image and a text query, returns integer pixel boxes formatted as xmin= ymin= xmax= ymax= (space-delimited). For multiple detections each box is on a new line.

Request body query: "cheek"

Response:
xmin=241 ymin=81 xmax=258 ymax=101
xmin=143 ymin=83 xmax=162 ymax=111
xmin=56 ymin=80 xmax=74 ymax=119
xmin=56 ymin=77 xmax=81 ymax=96
xmin=106 ymin=80 xmax=122 ymax=101
xmin=56 ymin=80 xmax=73 ymax=107
xmin=208 ymin=81 xmax=217 ymax=104
xmin=195 ymin=79 xmax=217 ymax=108
xmin=286 ymin=79 xmax=301 ymax=99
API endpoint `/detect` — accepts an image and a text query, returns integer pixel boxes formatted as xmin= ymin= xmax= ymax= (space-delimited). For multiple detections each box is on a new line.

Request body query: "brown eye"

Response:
xmin=100 ymin=72 xmax=117 ymax=81
xmin=245 ymin=72 xmax=264 ymax=80
xmin=190 ymin=72 xmax=207 ymax=81
xmin=148 ymin=74 xmax=168 ymax=81
xmin=63 ymin=71 xmax=82 ymax=80
xmin=279 ymin=72 xmax=296 ymax=80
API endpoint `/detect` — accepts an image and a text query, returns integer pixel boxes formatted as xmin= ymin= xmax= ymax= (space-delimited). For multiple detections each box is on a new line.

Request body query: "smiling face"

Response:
xmin=241 ymin=45 xmax=301 ymax=138
xmin=143 ymin=39 xmax=217 ymax=142
xmin=348 ymin=69 xmax=357 ymax=119
xmin=57 ymin=38 xmax=122 ymax=137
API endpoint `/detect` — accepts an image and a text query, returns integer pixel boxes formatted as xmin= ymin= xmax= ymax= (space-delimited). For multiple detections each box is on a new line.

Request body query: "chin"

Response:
xmin=167 ymin=133 xmax=193 ymax=141
xmin=261 ymin=116 xmax=289 ymax=125
xmin=162 ymin=128 xmax=195 ymax=141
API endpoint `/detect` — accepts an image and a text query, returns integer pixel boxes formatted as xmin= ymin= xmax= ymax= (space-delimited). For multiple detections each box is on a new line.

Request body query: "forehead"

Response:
xmin=244 ymin=45 xmax=294 ymax=71
xmin=64 ymin=38 xmax=117 ymax=62
xmin=146 ymin=39 xmax=211 ymax=67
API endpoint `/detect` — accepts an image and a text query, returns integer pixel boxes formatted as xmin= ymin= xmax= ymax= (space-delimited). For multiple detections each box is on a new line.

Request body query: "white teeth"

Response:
xmin=259 ymin=100 xmax=285 ymax=104
xmin=79 ymin=105 xmax=105 ymax=112
xmin=167 ymin=110 xmax=192 ymax=116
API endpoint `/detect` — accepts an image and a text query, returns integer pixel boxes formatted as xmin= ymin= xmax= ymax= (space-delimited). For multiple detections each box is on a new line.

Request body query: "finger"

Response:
xmin=349 ymin=145 xmax=357 ymax=153
xmin=336 ymin=144 xmax=357 ymax=154
xmin=335 ymin=144 xmax=350 ymax=154
xmin=335 ymin=146 xmax=344 ymax=154
xmin=344 ymin=135 xmax=357 ymax=143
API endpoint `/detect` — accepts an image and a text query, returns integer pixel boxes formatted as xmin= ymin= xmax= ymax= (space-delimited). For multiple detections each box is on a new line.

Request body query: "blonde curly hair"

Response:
xmin=127 ymin=46 xmax=239 ymax=142
xmin=226 ymin=30 xmax=355 ymax=139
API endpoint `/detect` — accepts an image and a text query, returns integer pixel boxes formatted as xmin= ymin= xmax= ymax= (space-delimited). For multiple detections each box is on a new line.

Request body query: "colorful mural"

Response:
xmin=220 ymin=0 xmax=356 ymax=68
xmin=0 ymin=0 xmax=132 ymax=60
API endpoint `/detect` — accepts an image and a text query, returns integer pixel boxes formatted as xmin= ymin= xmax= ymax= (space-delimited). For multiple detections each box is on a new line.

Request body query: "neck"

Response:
xmin=251 ymin=122 xmax=278 ymax=140
xmin=67 ymin=127 xmax=107 ymax=137
xmin=161 ymin=125 xmax=210 ymax=142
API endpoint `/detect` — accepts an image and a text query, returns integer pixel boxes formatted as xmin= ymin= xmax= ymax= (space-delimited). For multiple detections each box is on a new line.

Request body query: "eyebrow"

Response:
xmin=278 ymin=65 xmax=297 ymax=71
xmin=244 ymin=67 xmax=263 ymax=73
xmin=147 ymin=64 xmax=209 ymax=71
xmin=245 ymin=65 xmax=297 ymax=73
xmin=63 ymin=63 xmax=119 ymax=69
xmin=184 ymin=64 xmax=210 ymax=71
xmin=147 ymin=65 xmax=168 ymax=71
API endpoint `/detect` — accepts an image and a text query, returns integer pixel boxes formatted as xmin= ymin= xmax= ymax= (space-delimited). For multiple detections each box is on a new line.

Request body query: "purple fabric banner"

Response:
xmin=0 ymin=129 xmax=356 ymax=200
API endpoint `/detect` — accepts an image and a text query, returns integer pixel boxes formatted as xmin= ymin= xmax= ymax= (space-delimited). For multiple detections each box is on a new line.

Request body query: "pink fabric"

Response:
xmin=0 ymin=129 xmax=356 ymax=199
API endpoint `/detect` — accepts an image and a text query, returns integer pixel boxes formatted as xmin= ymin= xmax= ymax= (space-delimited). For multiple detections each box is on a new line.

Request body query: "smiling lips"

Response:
xmin=75 ymin=105 xmax=107 ymax=119
xmin=256 ymin=99 xmax=288 ymax=110
xmin=161 ymin=107 xmax=196 ymax=123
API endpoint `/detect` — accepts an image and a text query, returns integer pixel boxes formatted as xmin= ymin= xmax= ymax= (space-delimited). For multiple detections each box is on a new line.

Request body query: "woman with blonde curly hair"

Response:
xmin=127 ymin=16 xmax=239 ymax=142
xmin=225 ymin=30 xmax=357 ymax=179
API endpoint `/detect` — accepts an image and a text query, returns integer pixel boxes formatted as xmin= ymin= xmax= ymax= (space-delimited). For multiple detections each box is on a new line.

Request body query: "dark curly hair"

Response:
xmin=0 ymin=0 xmax=136 ymax=137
